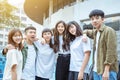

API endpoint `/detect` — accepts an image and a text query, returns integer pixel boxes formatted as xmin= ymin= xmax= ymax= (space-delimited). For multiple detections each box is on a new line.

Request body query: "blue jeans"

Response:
xmin=93 ymin=71 xmax=117 ymax=80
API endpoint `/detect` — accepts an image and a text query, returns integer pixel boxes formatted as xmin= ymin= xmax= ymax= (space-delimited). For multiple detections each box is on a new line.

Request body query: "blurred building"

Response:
xmin=24 ymin=0 xmax=120 ymax=60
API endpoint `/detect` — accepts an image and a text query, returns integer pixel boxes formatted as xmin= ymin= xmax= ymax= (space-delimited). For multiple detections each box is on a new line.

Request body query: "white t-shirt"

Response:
xmin=22 ymin=44 xmax=36 ymax=80
xmin=58 ymin=35 xmax=70 ymax=54
xmin=34 ymin=41 xmax=55 ymax=79
xmin=69 ymin=36 xmax=91 ymax=73
xmin=59 ymin=36 xmax=63 ymax=53
xmin=3 ymin=49 xmax=23 ymax=80
xmin=93 ymin=31 xmax=100 ymax=72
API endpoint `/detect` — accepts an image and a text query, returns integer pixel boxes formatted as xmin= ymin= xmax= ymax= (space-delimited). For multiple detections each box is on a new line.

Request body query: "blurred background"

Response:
xmin=0 ymin=0 xmax=120 ymax=80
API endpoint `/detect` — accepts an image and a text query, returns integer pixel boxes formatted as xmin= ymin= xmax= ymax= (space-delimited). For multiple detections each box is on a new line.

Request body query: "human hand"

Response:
xmin=33 ymin=38 xmax=39 ymax=41
xmin=78 ymin=71 xmax=84 ymax=80
xmin=102 ymin=70 xmax=109 ymax=80
xmin=41 ymin=38 xmax=46 ymax=45
xmin=6 ymin=44 xmax=15 ymax=50
xmin=82 ymin=34 xmax=87 ymax=42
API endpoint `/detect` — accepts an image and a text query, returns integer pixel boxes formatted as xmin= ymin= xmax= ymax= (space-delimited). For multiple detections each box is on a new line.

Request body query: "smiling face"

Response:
xmin=68 ymin=24 xmax=76 ymax=35
xmin=8 ymin=29 xmax=23 ymax=48
xmin=90 ymin=15 xmax=104 ymax=29
xmin=12 ymin=32 xmax=22 ymax=44
xmin=25 ymin=29 xmax=36 ymax=43
xmin=42 ymin=32 xmax=52 ymax=43
xmin=57 ymin=23 xmax=65 ymax=35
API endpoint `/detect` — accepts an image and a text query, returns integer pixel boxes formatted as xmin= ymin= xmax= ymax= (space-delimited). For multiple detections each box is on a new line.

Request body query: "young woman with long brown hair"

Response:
xmin=66 ymin=21 xmax=91 ymax=80
xmin=3 ymin=29 xmax=23 ymax=80
xmin=53 ymin=21 xmax=70 ymax=80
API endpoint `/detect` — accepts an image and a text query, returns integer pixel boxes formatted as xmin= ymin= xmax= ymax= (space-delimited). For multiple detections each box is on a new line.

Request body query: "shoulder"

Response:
xmin=103 ymin=26 xmax=116 ymax=38
xmin=80 ymin=35 xmax=90 ymax=40
xmin=34 ymin=40 xmax=42 ymax=45
xmin=22 ymin=41 xmax=28 ymax=49
xmin=105 ymin=25 xmax=115 ymax=33
xmin=7 ymin=49 xmax=17 ymax=57
xmin=8 ymin=49 xmax=17 ymax=53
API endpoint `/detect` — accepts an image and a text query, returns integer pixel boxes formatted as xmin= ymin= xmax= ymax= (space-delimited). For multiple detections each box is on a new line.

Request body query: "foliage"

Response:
xmin=0 ymin=0 xmax=26 ymax=28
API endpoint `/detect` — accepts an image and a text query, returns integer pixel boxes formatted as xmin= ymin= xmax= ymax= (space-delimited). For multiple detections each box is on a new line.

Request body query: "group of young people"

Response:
xmin=2 ymin=9 xmax=118 ymax=80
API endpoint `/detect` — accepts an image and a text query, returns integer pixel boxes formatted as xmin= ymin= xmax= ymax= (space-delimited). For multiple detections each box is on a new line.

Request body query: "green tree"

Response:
xmin=0 ymin=0 xmax=25 ymax=28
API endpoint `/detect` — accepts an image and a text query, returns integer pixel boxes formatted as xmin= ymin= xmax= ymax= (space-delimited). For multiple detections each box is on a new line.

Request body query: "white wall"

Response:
xmin=44 ymin=0 xmax=120 ymax=28
xmin=74 ymin=0 xmax=120 ymax=20
xmin=44 ymin=6 xmax=74 ymax=29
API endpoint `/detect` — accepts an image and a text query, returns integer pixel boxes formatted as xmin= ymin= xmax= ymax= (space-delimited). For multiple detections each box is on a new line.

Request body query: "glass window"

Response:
xmin=0 ymin=34 xmax=3 ymax=38
xmin=0 ymin=41 xmax=3 ymax=45
xmin=5 ymin=35 xmax=8 ymax=39
xmin=21 ymin=17 xmax=27 ymax=21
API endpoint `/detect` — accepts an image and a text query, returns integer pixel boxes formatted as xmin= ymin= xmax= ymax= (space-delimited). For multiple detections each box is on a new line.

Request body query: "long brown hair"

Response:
xmin=8 ymin=28 xmax=23 ymax=50
xmin=53 ymin=21 xmax=69 ymax=53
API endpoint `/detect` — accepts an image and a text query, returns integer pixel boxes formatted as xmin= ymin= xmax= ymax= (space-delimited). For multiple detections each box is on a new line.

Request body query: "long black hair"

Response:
xmin=66 ymin=21 xmax=83 ymax=42
xmin=53 ymin=20 xmax=69 ymax=53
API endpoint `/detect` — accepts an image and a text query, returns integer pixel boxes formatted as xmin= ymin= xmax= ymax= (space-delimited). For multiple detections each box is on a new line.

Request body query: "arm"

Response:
xmin=83 ymin=29 xmax=94 ymax=39
xmin=2 ymin=44 xmax=15 ymax=55
xmin=102 ymin=65 xmax=110 ymax=80
xmin=104 ymin=28 xmax=117 ymax=65
xmin=11 ymin=64 xmax=17 ymax=80
xmin=78 ymin=37 xmax=91 ymax=79
xmin=34 ymin=40 xmax=42 ymax=50
xmin=41 ymin=38 xmax=46 ymax=44
xmin=103 ymin=28 xmax=117 ymax=80
xmin=7 ymin=49 xmax=18 ymax=80
xmin=78 ymin=51 xmax=91 ymax=80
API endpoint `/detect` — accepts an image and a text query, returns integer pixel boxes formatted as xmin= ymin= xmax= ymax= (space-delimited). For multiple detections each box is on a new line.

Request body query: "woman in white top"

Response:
xmin=53 ymin=21 xmax=70 ymax=80
xmin=3 ymin=29 xmax=23 ymax=80
xmin=34 ymin=28 xmax=55 ymax=80
xmin=66 ymin=21 xmax=91 ymax=80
